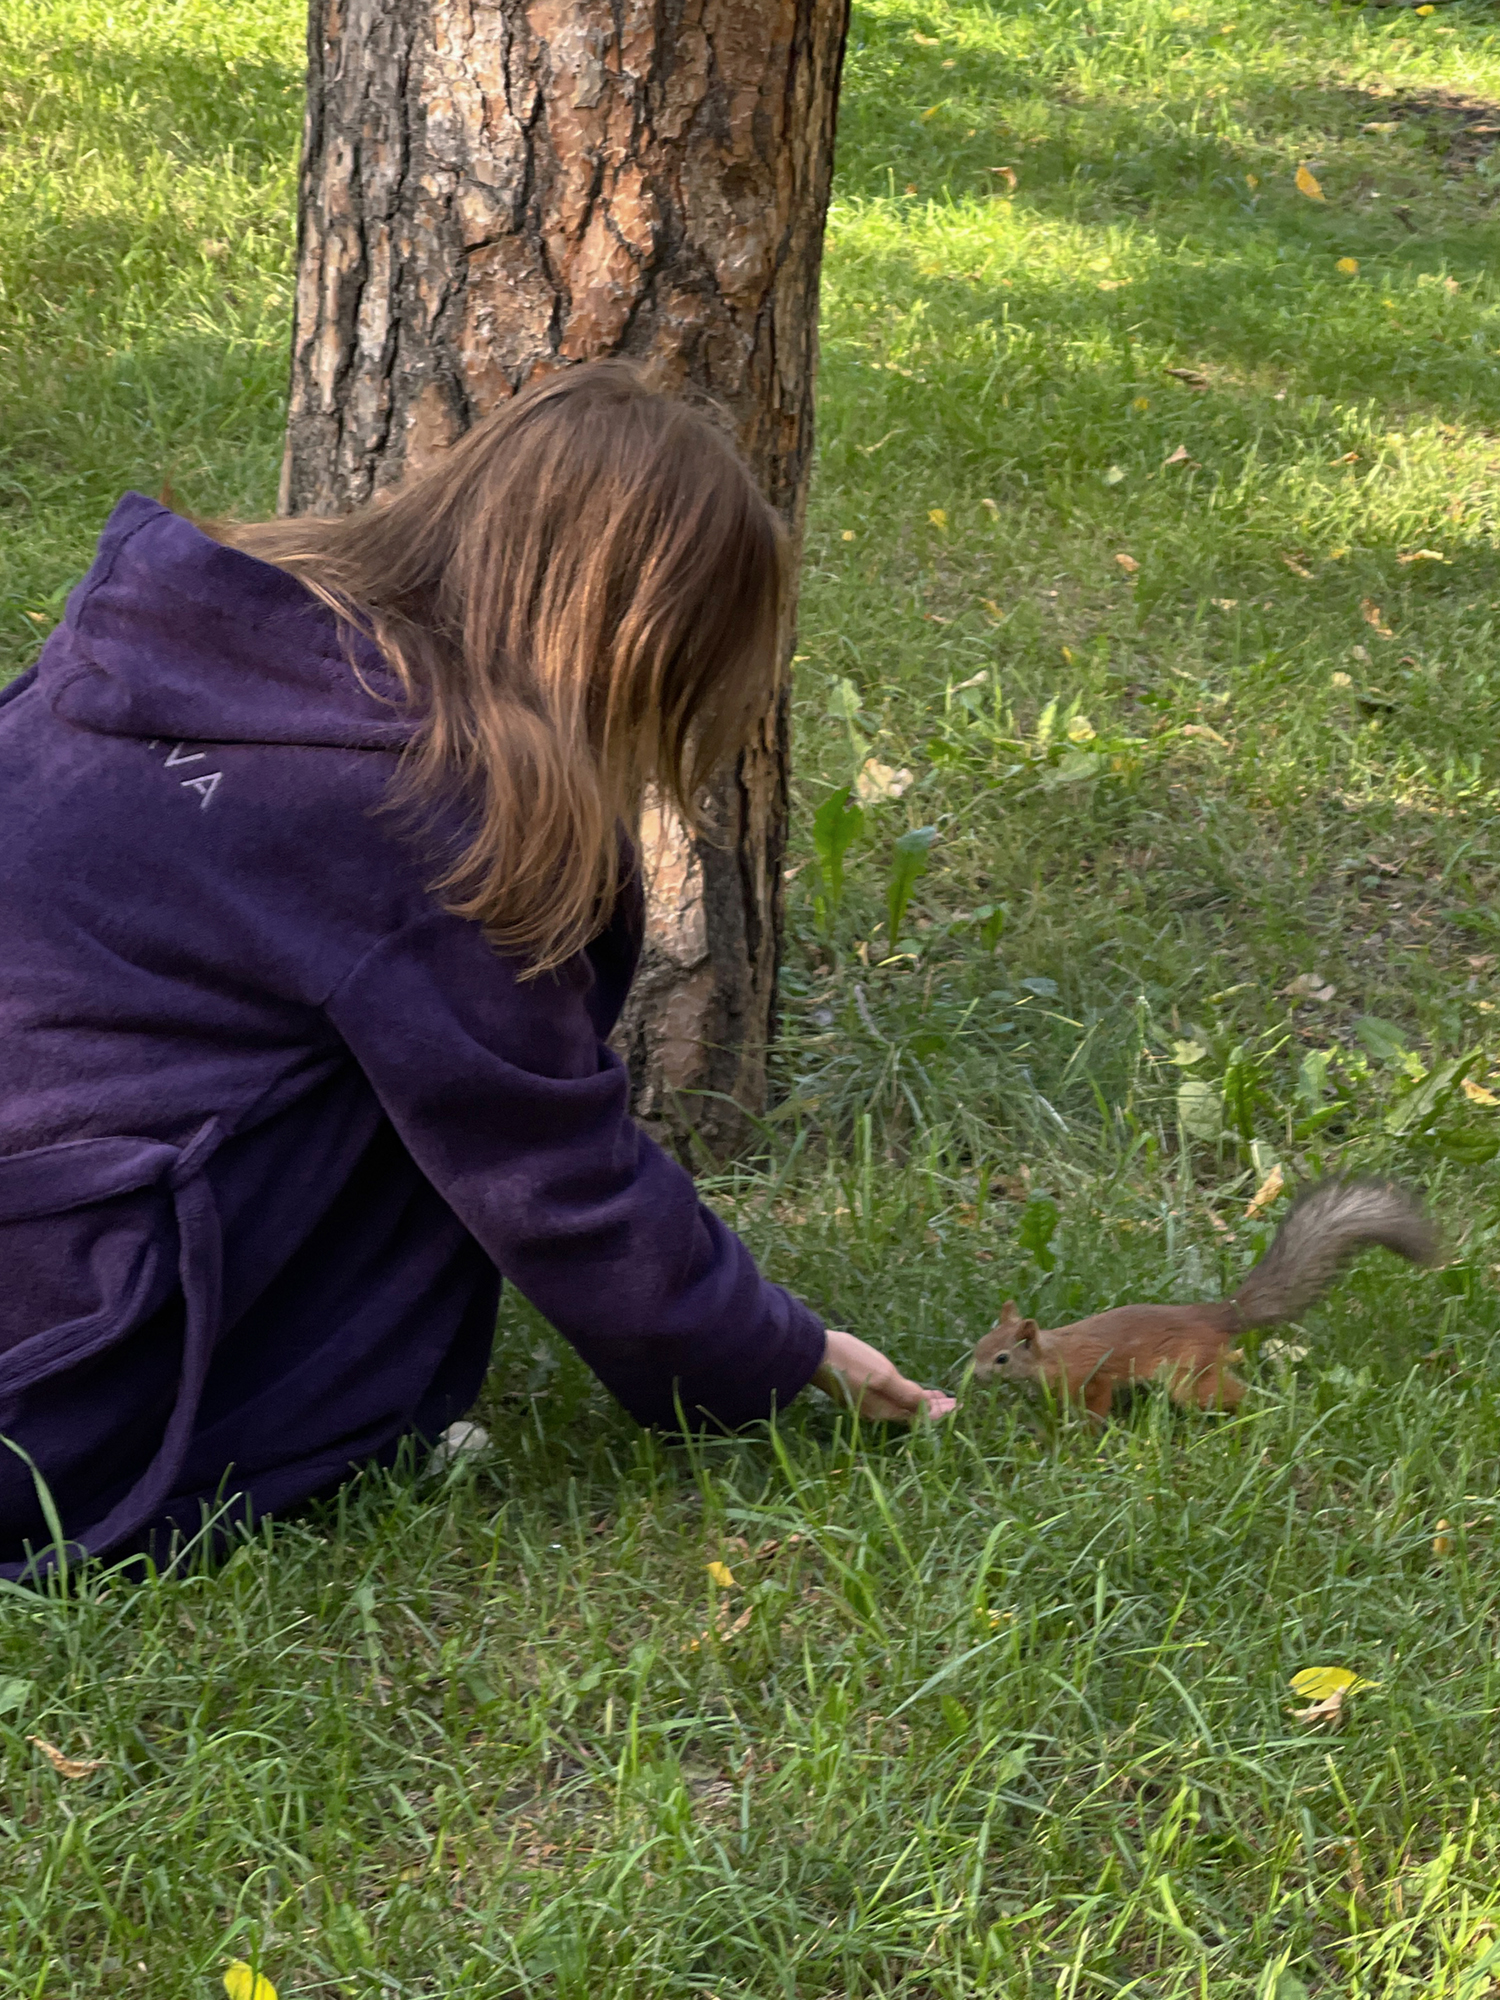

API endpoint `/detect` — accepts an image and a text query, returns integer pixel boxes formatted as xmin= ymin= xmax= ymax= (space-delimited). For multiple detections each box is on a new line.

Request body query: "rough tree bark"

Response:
xmin=282 ymin=0 xmax=850 ymax=1157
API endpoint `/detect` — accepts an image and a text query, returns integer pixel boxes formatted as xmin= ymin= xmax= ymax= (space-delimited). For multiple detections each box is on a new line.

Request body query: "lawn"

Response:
xmin=3 ymin=0 xmax=1500 ymax=1993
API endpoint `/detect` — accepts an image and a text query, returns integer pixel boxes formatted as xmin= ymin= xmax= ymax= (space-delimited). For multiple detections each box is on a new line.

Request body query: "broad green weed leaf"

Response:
xmin=1386 ymin=1052 xmax=1477 ymax=1136
xmin=825 ymin=677 xmax=862 ymax=726
xmin=0 ymin=1677 xmax=32 ymax=1719
xmin=1016 ymin=1196 xmax=1059 ymax=1270
xmin=972 ymin=903 xmax=1005 ymax=952
xmin=1040 ymin=748 xmax=1103 ymax=788
xmin=1177 ymin=1078 xmax=1222 ymax=1141
xmin=811 ymin=786 xmax=864 ymax=916
xmin=1355 ymin=1016 xmax=1411 ymax=1066
xmin=1297 ymin=1049 xmax=1333 ymax=1105
xmin=886 ymin=826 xmax=937 ymax=948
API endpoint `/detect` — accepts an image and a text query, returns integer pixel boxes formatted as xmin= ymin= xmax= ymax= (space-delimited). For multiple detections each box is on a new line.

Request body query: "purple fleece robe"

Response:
xmin=0 ymin=495 xmax=825 ymax=1576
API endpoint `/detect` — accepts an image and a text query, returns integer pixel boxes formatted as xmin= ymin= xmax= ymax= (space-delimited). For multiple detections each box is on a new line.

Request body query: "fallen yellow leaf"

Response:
xmin=928 ymin=507 xmax=949 ymax=531
xmin=224 ymin=1964 xmax=278 ymax=2000
xmin=1415 ymin=4 xmax=1435 ymax=13
xmin=1337 ymin=257 xmax=1360 ymax=275
xmin=1246 ymin=1164 xmax=1286 ymax=1217
xmin=1132 ymin=396 xmax=1150 ymax=411
xmin=1461 ymin=1078 xmax=1499 ymax=1106
xmin=1397 ymin=548 xmax=1448 ymax=565
xmin=706 ymin=1561 xmax=736 ymax=1588
xmin=1290 ymin=1666 xmax=1379 ymax=1702
xmin=1114 ymin=552 xmax=1140 ymax=573
xmin=841 ymin=529 xmax=855 ymax=541
xmin=28 ymin=1735 xmax=108 ymax=1780
xmin=1280 ymin=553 xmax=1314 ymax=579
xmin=1180 ymin=723 xmax=1230 ymax=747
xmin=1433 ymin=1519 xmax=1453 ymax=1559
xmin=1296 ymin=164 xmax=1326 ymax=201
xmin=1246 ymin=173 xmax=1259 ymax=189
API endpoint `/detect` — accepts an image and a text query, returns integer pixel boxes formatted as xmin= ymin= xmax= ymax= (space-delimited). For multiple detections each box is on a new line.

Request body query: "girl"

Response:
xmin=0 ymin=362 xmax=952 ymax=1580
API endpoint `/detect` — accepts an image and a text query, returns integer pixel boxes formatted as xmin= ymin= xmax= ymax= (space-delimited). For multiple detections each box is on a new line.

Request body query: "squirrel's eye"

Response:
xmin=994 ymin=1351 xmax=1009 ymax=1364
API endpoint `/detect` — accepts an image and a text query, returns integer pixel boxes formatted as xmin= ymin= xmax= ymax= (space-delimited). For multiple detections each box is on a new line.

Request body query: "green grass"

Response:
xmin=5 ymin=0 xmax=1500 ymax=1992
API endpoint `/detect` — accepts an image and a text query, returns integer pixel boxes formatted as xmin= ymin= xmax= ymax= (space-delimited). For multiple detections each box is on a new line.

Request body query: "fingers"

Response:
xmin=815 ymin=1330 xmax=957 ymax=1425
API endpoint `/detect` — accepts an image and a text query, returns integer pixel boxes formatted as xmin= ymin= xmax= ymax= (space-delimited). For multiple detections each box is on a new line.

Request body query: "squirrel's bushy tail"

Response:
xmin=1232 ymin=1177 xmax=1437 ymax=1328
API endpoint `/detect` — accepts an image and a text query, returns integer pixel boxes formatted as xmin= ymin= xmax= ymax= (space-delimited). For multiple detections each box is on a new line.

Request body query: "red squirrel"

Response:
xmin=971 ymin=1178 xmax=1436 ymax=1421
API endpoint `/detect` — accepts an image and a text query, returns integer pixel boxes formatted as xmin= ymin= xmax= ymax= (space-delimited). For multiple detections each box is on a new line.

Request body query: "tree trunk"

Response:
xmin=282 ymin=0 xmax=849 ymax=1157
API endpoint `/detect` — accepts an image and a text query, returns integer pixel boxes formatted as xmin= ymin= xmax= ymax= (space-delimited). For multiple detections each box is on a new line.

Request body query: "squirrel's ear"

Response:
xmin=1014 ymin=1317 xmax=1040 ymax=1347
xmin=996 ymin=1300 xmax=1024 ymax=1333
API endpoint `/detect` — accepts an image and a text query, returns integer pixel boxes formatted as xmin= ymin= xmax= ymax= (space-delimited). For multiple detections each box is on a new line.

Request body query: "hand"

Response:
xmin=813 ymin=1329 xmax=957 ymax=1424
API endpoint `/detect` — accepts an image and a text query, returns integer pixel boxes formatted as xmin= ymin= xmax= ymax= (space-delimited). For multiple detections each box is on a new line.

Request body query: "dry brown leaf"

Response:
xmin=1397 ymin=548 xmax=1448 ymax=565
xmin=856 ymin=759 xmax=914 ymax=803
xmin=1432 ymin=1519 xmax=1453 ymax=1559
xmin=1211 ymin=597 xmax=1238 ymax=611
xmin=1360 ymin=599 xmax=1393 ymax=637
xmin=1180 ymin=723 xmax=1230 ymax=747
xmin=1114 ymin=552 xmax=1140 ymax=573
xmin=28 ymin=1735 xmax=108 ymax=1780
xmin=1283 ymin=973 xmax=1335 ymax=1002
xmin=991 ymin=166 xmax=1017 ymax=192
xmin=1280 ymin=553 xmax=1315 ymax=579
xmin=1163 ymin=444 xmax=1193 ymax=466
xmin=1461 ymin=1078 xmax=1499 ymax=1107
xmin=754 ymin=1534 xmax=805 ymax=1560
xmin=1262 ymin=1338 xmax=1309 ymax=1363
xmin=1291 ymin=1686 xmax=1347 ymax=1725
xmin=1296 ymin=164 xmax=1326 ymax=202
xmin=1165 ymin=366 xmax=1208 ymax=387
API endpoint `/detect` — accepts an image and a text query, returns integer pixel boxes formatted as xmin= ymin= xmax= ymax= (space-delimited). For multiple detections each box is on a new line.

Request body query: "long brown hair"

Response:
xmin=218 ymin=362 xmax=785 ymax=971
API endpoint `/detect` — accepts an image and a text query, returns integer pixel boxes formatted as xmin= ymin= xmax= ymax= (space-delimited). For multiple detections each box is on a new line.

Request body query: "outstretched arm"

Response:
xmin=328 ymin=910 xmax=949 ymax=1428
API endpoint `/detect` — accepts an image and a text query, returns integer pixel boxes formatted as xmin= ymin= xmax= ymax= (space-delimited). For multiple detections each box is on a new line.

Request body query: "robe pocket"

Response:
xmin=0 ymin=1131 xmax=213 ymax=1402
